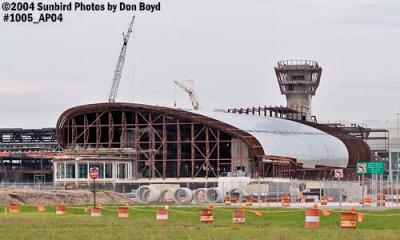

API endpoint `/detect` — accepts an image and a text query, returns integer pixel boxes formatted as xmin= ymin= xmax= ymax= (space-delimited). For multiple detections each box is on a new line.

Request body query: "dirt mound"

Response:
xmin=0 ymin=190 xmax=134 ymax=205
xmin=0 ymin=191 xmax=14 ymax=204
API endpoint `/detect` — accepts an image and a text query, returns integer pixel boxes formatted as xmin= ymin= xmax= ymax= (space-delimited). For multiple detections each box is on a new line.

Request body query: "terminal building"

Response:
xmin=2 ymin=60 xmax=392 ymax=187
xmin=52 ymin=60 xmax=372 ymax=186
xmin=53 ymin=102 xmax=370 ymax=186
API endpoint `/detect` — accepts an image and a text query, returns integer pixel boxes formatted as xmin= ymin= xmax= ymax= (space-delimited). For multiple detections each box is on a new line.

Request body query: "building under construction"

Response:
xmin=1 ymin=59 xmax=390 ymax=187
xmin=48 ymin=60 xmax=380 ymax=187
xmin=0 ymin=128 xmax=58 ymax=182
xmin=0 ymin=17 xmax=393 ymax=187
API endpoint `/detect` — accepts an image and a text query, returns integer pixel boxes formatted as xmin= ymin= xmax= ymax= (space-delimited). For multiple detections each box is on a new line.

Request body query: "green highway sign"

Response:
xmin=356 ymin=162 xmax=385 ymax=175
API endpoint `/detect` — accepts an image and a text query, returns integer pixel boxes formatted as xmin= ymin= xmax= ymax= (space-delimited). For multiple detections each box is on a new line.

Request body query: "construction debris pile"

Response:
xmin=0 ymin=190 xmax=134 ymax=205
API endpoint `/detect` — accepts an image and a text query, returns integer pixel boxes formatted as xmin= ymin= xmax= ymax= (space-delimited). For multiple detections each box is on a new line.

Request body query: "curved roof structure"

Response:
xmin=56 ymin=103 xmax=368 ymax=170
xmin=189 ymin=110 xmax=349 ymax=168
xmin=297 ymin=121 xmax=371 ymax=171
xmin=56 ymin=103 xmax=266 ymax=157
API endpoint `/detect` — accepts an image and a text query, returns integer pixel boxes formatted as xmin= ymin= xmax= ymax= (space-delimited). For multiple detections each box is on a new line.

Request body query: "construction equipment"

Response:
xmin=108 ymin=16 xmax=135 ymax=103
xmin=174 ymin=80 xmax=200 ymax=110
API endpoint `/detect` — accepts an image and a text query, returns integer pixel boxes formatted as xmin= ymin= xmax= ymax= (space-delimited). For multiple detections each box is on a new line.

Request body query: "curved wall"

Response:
xmin=192 ymin=111 xmax=350 ymax=168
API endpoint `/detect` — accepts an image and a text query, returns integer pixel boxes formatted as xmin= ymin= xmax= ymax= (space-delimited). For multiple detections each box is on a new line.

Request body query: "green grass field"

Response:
xmin=0 ymin=205 xmax=399 ymax=240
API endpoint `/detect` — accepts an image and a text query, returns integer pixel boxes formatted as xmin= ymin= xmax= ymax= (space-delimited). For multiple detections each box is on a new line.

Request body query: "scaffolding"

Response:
xmin=0 ymin=128 xmax=59 ymax=182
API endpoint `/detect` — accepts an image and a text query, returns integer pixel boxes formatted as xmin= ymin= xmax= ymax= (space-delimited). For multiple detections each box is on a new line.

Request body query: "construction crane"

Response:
xmin=108 ymin=16 xmax=135 ymax=103
xmin=174 ymin=80 xmax=200 ymax=110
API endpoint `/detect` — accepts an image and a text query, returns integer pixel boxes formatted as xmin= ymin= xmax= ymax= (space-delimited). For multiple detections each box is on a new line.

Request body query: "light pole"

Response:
xmin=397 ymin=113 xmax=400 ymax=205
xmin=397 ymin=113 xmax=400 ymax=139
xmin=397 ymin=113 xmax=400 ymax=176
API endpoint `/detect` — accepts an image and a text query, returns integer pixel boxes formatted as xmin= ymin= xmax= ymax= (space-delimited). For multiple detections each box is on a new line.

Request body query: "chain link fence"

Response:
xmin=1 ymin=178 xmax=399 ymax=208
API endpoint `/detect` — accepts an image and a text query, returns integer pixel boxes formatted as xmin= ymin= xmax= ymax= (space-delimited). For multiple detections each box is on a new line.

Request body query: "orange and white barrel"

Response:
xmin=320 ymin=196 xmax=328 ymax=206
xmin=56 ymin=204 xmax=66 ymax=215
xmin=232 ymin=211 xmax=245 ymax=224
xmin=8 ymin=203 xmax=20 ymax=214
xmin=91 ymin=207 xmax=102 ymax=217
xmin=245 ymin=197 xmax=253 ymax=206
xmin=118 ymin=207 xmax=129 ymax=219
xmin=281 ymin=195 xmax=290 ymax=207
xmin=305 ymin=208 xmax=320 ymax=228
xmin=224 ymin=196 xmax=231 ymax=206
xmin=37 ymin=204 xmax=46 ymax=213
xmin=340 ymin=212 xmax=356 ymax=229
xmin=156 ymin=209 xmax=168 ymax=222
xmin=200 ymin=209 xmax=213 ymax=224
xmin=363 ymin=196 xmax=372 ymax=207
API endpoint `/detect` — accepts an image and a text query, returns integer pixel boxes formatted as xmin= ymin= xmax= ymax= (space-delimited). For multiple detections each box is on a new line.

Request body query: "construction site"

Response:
xmin=3 ymin=1 xmax=400 ymax=239
xmin=0 ymin=15 xmax=399 ymax=208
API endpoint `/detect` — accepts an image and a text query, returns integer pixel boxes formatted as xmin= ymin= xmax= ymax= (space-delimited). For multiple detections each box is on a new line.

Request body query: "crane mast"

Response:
xmin=108 ymin=16 xmax=135 ymax=103
xmin=174 ymin=80 xmax=200 ymax=110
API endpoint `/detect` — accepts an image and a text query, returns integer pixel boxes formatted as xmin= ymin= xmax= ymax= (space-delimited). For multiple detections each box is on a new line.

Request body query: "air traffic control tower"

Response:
xmin=274 ymin=60 xmax=322 ymax=121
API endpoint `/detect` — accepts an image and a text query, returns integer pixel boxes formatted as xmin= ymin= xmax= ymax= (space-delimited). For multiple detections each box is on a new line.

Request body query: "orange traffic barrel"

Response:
xmin=200 ymin=209 xmax=213 ymax=224
xmin=245 ymin=196 xmax=253 ymax=206
xmin=118 ymin=207 xmax=129 ymax=219
xmin=320 ymin=196 xmax=328 ymax=206
xmin=305 ymin=208 xmax=320 ymax=228
xmin=91 ymin=207 xmax=102 ymax=217
xmin=56 ymin=203 xmax=66 ymax=215
xmin=340 ymin=212 xmax=356 ymax=229
xmin=156 ymin=209 xmax=168 ymax=222
xmin=363 ymin=196 xmax=372 ymax=207
xmin=232 ymin=210 xmax=245 ymax=224
xmin=8 ymin=202 xmax=20 ymax=214
xmin=224 ymin=196 xmax=231 ymax=206
xmin=37 ymin=204 xmax=46 ymax=213
xmin=281 ymin=195 xmax=290 ymax=207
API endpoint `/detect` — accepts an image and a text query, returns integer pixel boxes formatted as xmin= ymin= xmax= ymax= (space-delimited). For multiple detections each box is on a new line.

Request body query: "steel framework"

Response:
xmin=56 ymin=103 xmax=263 ymax=179
xmin=56 ymin=103 xmax=373 ymax=180
xmin=0 ymin=128 xmax=59 ymax=182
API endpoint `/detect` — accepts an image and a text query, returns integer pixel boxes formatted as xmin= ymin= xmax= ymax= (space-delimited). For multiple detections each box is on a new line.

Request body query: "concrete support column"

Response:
xmin=75 ymin=161 xmax=78 ymax=180
xmin=53 ymin=161 xmax=57 ymax=182
xmin=103 ymin=162 xmax=106 ymax=179
xmin=63 ymin=161 xmax=66 ymax=180
xmin=128 ymin=162 xmax=131 ymax=179
xmin=113 ymin=162 xmax=117 ymax=179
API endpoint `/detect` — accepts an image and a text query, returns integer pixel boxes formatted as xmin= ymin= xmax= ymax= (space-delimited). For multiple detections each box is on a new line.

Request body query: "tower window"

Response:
xmin=292 ymin=75 xmax=305 ymax=80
